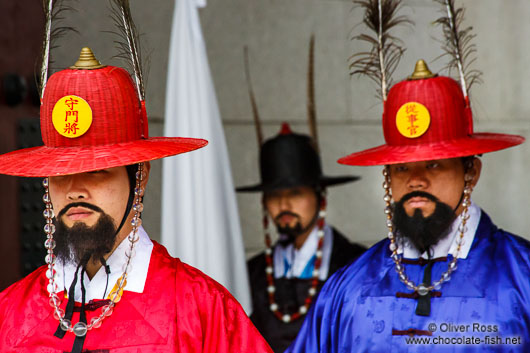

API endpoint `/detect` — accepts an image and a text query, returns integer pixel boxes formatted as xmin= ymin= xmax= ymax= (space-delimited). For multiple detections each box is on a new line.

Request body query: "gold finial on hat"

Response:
xmin=408 ymin=59 xmax=437 ymax=80
xmin=70 ymin=47 xmax=106 ymax=70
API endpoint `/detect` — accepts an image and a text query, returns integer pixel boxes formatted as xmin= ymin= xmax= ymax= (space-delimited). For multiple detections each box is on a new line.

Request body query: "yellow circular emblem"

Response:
xmin=52 ymin=95 xmax=93 ymax=138
xmin=395 ymin=102 xmax=430 ymax=138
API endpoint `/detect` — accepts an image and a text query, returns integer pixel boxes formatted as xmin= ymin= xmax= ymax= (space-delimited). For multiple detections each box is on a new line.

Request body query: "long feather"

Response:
xmin=243 ymin=46 xmax=264 ymax=147
xmin=434 ymin=0 xmax=482 ymax=98
xmin=349 ymin=0 xmax=411 ymax=102
xmin=39 ymin=0 xmax=77 ymax=99
xmin=109 ymin=0 xmax=145 ymax=101
xmin=306 ymin=34 xmax=319 ymax=152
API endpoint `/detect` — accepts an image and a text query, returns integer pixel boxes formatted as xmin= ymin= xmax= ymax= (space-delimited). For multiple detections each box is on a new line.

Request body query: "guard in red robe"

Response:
xmin=0 ymin=241 xmax=270 ymax=352
xmin=0 ymin=45 xmax=272 ymax=353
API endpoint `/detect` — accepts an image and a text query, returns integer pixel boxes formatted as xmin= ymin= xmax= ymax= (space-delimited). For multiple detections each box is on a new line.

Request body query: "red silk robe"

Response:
xmin=0 ymin=242 xmax=272 ymax=353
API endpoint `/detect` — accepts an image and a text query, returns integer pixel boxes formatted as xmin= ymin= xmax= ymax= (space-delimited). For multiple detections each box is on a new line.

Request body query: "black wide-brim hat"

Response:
xmin=237 ymin=127 xmax=359 ymax=192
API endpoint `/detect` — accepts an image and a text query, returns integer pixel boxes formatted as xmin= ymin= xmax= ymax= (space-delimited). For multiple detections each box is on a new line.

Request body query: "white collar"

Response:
xmin=273 ymin=223 xmax=333 ymax=280
xmin=54 ymin=226 xmax=153 ymax=302
xmin=398 ymin=200 xmax=480 ymax=260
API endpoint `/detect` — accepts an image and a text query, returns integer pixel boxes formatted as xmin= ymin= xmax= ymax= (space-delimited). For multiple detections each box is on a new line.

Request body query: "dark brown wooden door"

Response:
xmin=0 ymin=1 xmax=44 ymax=290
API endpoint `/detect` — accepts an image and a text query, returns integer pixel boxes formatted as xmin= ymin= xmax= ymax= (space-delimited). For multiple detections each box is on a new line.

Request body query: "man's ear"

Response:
xmin=140 ymin=161 xmax=151 ymax=190
xmin=468 ymin=157 xmax=482 ymax=188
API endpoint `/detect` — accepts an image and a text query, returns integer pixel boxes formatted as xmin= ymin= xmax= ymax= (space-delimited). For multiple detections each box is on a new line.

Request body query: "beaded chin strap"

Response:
xmin=382 ymin=165 xmax=473 ymax=296
xmin=263 ymin=196 xmax=327 ymax=323
xmin=43 ymin=162 xmax=146 ymax=338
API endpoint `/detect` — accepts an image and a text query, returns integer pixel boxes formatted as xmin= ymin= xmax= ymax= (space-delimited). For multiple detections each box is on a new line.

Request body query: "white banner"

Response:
xmin=161 ymin=0 xmax=251 ymax=313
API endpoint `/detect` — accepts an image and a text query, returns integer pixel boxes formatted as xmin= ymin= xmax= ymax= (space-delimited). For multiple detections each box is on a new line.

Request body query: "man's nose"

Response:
xmin=64 ymin=175 xmax=89 ymax=200
xmin=407 ymin=168 xmax=428 ymax=190
xmin=278 ymin=195 xmax=291 ymax=210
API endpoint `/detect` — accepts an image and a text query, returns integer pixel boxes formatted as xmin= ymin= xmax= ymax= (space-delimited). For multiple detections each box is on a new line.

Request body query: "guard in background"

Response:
xmin=238 ymin=38 xmax=366 ymax=352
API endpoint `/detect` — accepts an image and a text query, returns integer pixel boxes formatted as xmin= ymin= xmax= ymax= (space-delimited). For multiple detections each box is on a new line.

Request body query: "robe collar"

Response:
xmin=55 ymin=226 xmax=153 ymax=302
xmin=273 ymin=223 xmax=333 ymax=280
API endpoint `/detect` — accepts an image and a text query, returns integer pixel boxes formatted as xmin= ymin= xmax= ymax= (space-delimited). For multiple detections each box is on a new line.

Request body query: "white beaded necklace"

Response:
xmin=43 ymin=163 xmax=145 ymax=337
xmin=382 ymin=166 xmax=473 ymax=296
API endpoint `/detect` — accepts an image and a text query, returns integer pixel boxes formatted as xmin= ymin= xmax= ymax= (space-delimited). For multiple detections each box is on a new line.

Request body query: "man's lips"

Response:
xmin=406 ymin=197 xmax=432 ymax=208
xmin=276 ymin=213 xmax=300 ymax=225
xmin=278 ymin=214 xmax=296 ymax=223
xmin=65 ymin=207 xmax=95 ymax=221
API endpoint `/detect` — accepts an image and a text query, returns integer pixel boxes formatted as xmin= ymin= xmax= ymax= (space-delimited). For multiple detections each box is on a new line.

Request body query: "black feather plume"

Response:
xmin=243 ymin=46 xmax=264 ymax=147
xmin=349 ymin=0 xmax=411 ymax=101
xmin=39 ymin=0 xmax=78 ymax=99
xmin=109 ymin=0 xmax=145 ymax=101
xmin=434 ymin=0 xmax=482 ymax=98
xmin=307 ymin=34 xmax=319 ymax=152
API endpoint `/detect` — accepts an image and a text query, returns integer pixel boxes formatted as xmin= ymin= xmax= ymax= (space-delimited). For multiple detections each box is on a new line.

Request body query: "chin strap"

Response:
xmin=54 ymin=254 xmax=90 ymax=338
xmin=71 ymin=267 xmax=88 ymax=353
xmin=54 ymin=261 xmax=82 ymax=339
xmin=114 ymin=164 xmax=138 ymax=236
xmin=415 ymin=253 xmax=433 ymax=316
xmin=100 ymin=257 xmax=111 ymax=298
xmin=54 ymin=253 xmax=90 ymax=353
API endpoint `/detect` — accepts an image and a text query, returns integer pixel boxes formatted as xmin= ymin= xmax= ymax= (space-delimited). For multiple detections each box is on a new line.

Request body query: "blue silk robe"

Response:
xmin=286 ymin=211 xmax=530 ymax=352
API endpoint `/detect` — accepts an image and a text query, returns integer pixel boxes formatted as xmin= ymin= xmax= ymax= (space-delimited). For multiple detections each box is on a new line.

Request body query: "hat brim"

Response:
xmin=0 ymin=137 xmax=208 ymax=177
xmin=236 ymin=175 xmax=360 ymax=193
xmin=338 ymin=133 xmax=524 ymax=166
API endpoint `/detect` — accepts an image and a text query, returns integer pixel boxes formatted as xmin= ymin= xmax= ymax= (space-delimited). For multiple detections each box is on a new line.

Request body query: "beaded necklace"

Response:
xmin=382 ymin=166 xmax=473 ymax=296
xmin=263 ymin=198 xmax=326 ymax=323
xmin=43 ymin=163 xmax=146 ymax=337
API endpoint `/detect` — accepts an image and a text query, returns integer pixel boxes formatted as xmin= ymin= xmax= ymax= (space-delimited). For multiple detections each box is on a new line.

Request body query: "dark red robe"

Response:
xmin=0 ymin=241 xmax=272 ymax=353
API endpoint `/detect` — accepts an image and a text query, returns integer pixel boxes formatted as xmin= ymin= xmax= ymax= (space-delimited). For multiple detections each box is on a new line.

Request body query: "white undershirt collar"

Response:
xmin=54 ymin=226 xmax=153 ymax=302
xmin=273 ymin=223 xmax=333 ymax=281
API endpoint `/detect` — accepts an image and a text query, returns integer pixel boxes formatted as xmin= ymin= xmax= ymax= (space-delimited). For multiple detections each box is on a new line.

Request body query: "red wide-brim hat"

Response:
xmin=339 ymin=60 xmax=524 ymax=166
xmin=0 ymin=48 xmax=207 ymax=177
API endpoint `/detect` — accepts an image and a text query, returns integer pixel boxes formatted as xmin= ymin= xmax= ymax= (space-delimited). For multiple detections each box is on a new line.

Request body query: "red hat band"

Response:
xmin=383 ymin=76 xmax=473 ymax=147
xmin=41 ymin=65 xmax=148 ymax=148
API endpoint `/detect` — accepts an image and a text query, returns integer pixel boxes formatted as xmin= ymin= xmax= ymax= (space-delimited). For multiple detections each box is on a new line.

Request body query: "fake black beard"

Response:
xmin=274 ymin=210 xmax=320 ymax=247
xmin=393 ymin=191 xmax=456 ymax=255
xmin=277 ymin=225 xmax=303 ymax=246
xmin=54 ymin=202 xmax=117 ymax=266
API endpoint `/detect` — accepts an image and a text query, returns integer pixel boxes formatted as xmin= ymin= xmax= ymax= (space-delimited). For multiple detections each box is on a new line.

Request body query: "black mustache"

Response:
xmin=399 ymin=191 xmax=439 ymax=203
xmin=57 ymin=202 xmax=104 ymax=218
xmin=275 ymin=211 xmax=300 ymax=222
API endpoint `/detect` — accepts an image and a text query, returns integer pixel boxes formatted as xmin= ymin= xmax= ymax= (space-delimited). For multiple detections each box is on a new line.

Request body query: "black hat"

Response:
xmin=236 ymin=123 xmax=360 ymax=192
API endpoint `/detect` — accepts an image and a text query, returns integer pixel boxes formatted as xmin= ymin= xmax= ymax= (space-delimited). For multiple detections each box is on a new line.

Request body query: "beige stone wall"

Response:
xmin=51 ymin=0 xmax=530 ymax=258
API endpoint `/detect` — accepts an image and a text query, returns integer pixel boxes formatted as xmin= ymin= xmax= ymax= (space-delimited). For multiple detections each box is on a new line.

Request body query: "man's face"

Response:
xmin=389 ymin=158 xmax=481 ymax=217
xmin=49 ymin=166 xmax=131 ymax=264
xmin=388 ymin=158 xmax=481 ymax=253
xmin=264 ymin=186 xmax=318 ymax=241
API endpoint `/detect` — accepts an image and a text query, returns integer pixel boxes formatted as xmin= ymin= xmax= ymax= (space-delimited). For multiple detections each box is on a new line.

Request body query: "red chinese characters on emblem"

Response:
xmin=396 ymin=102 xmax=431 ymax=139
xmin=64 ymin=122 xmax=80 ymax=135
xmin=52 ymin=95 xmax=93 ymax=138
xmin=64 ymin=97 xmax=80 ymax=135
xmin=405 ymin=104 xmax=419 ymax=136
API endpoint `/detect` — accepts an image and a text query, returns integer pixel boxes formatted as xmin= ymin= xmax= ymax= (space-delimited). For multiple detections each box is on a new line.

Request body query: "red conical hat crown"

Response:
xmin=339 ymin=60 xmax=524 ymax=166
xmin=0 ymin=48 xmax=207 ymax=177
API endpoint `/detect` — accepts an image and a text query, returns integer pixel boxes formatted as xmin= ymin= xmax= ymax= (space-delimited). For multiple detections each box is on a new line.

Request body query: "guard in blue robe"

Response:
xmin=286 ymin=54 xmax=529 ymax=352
xmin=287 ymin=210 xmax=530 ymax=352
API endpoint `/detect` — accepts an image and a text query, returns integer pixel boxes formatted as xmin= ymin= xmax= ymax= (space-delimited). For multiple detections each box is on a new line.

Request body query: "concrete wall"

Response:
xmin=50 ymin=0 xmax=530 ymax=258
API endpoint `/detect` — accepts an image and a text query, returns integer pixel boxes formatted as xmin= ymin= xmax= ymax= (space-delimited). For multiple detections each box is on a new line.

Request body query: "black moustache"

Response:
xmin=399 ymin=191 xmax=439 ymax=203
xmin=274 ymin=211 xmax=300 ymax=222
xmin=58 ymin=202 xmax=104 ymax=218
